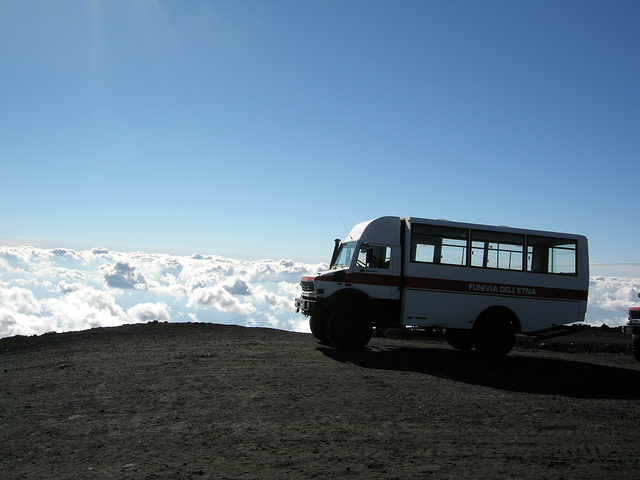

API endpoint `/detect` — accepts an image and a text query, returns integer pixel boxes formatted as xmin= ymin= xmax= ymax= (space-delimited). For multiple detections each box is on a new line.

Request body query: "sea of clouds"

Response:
xmin=1 ymin=245 xmax=639 ymax=339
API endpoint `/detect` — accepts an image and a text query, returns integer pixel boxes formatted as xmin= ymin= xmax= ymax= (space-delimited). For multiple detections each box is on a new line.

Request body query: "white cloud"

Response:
xmin=251 ymin=285 xmax=295 ymax=313
xmin=222 ymin=279 xmax=252 ymax=295
xmin=278 ymin=280 xmax=304 ymax=298
xmin=57 ymin=281 xmax=84 ymax=294
xmin=288 ymin=316 xmax=312 ymax=334
xmin=0 ymin=308 xmax=52 ymax=337
xmin=0 ymin=247 xmax=34 ymax=271
xmin=589 ymin=276 xmax=640 ymax=312
xmin=50 ymin=248 xmax=84 ymax=263
xmin=3 ymin=245 xmax=636 ymax=339
xmin=42 ymin=287 xmax=128 ymax=332
xmin=128 ymin=302 xmax=170 ymax=323
xmin=585 ymin=276 xmax=640 ymax=327
xmin=0 ymin=286 xmax=41 ymax=315
xmin=100 ymin=261 xmax=148 ymax=290
xmin=187 ymin=285 xmax=256 ymax=315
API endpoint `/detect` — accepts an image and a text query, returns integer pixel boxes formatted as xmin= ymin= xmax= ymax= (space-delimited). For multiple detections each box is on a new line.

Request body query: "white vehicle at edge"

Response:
xmin=295 ymin=216 xmax=589 ymax=356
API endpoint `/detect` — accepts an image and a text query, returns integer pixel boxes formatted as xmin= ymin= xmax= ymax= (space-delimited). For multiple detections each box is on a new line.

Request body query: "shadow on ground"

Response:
xmin=319 ymin=345 xmax=640 ymax=399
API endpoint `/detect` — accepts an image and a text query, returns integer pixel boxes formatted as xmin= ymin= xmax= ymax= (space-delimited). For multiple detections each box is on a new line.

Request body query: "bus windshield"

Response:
xmin=332 ymin=242 xmax=356 ymax=269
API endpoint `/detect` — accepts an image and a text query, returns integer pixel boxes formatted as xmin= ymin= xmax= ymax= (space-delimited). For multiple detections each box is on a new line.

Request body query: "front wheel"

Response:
xmin=633 ymin=336 xmax=640 ymax=362
xmin=310 ymin=316 xmax=329 ymax=344
xmin=325 ymin=305 xmax=372 ymax=351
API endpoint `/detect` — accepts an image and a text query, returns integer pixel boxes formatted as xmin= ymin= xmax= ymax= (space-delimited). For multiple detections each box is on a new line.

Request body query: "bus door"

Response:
xmin=354 ymin=243 xmax=400 ymax=300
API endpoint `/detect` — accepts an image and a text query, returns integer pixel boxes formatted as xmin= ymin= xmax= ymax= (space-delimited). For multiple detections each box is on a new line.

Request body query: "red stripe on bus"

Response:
xmin=311 ymin=273 xmax=587 ymax=302
xmin=403 ymin=277 xmax=587 ymax=301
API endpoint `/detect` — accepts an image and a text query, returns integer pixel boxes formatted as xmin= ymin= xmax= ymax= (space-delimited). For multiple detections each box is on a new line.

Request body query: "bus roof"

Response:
xmin=402 ymin=216 xmax=587 ymax=241
xmin=343 ymin=216 xmax=587 ymax=245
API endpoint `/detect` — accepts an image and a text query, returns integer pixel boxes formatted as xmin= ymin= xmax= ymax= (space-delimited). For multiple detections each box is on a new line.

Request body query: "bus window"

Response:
xmin=411 ymin=225 xmax=468 ymax=266
xmin=527 ymin=236 xmax=577 ymax=274
xmin=471 ymin=230 xmax=524 ymax=271
xmin=357 ymin=245 xmax=391 ymax=269
xmin=415 ymin=243 xmax=436 ymax=263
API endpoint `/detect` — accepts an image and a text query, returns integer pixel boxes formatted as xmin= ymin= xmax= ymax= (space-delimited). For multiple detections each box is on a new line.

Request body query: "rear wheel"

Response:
xmin=325 ymin=305 xmax=372 ymax=351
xmin=310 ymin=315 xmax=329 ymax=344
xmin=473 ymin=314 xmax=515 ymax=357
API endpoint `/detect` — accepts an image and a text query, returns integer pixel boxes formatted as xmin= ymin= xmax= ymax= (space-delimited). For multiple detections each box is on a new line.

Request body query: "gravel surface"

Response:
xmin=2 ymin=323 xmax=640 ymax=479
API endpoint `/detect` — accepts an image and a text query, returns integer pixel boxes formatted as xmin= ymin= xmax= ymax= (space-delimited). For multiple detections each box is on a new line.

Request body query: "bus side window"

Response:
xmin=471 ymin=230 xmax=524 ymax=271
xmin=412 ymin=236 xmax=438 ymax=263
xmin=527 ymin=236 xmax=577 ymax=274
xmin=411 ymin=225 xmax=468 ymax=266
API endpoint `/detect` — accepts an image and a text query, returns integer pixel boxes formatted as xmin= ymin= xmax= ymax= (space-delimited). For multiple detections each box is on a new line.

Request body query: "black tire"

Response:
xmin=325 ymin=305 xmax=372 ymax=351
xmin=310 ymin=316 xmax=329 ymax=344
xmin=633 ymin=336 xmax=640 ymax=362
xmin=445 ymin=329 xmax=474 ymax=351
xmin=473 ymin=314 xmax=515 ymax=357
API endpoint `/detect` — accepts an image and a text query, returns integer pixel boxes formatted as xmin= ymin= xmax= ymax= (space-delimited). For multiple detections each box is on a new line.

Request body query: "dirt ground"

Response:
xmin=2 ymin=322 xmax=640 ymax=479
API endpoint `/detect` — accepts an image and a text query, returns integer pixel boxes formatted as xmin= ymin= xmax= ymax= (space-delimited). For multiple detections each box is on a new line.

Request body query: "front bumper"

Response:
xmin=295 ymin=295 xmax=324 ymax=316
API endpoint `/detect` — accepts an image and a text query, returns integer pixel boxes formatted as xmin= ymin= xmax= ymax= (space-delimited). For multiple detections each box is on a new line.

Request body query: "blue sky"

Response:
xmin=1 ymin=0 xmax=638 ymax=265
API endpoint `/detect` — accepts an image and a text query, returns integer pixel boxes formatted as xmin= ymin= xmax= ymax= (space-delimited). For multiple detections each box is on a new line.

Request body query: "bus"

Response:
xmin=295 ymin=216 xmax=589 ymax=356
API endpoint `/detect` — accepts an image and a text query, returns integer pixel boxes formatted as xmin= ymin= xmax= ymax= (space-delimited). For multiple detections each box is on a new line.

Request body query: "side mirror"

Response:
xmin=637 ymin=292 xmax=640 ymax=299
xmin=329 ymin=239 xmax=341 ymax=268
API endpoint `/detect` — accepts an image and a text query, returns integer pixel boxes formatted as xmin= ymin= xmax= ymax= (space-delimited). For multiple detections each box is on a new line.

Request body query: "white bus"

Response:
xmin=295 ymin=216 xmax=589 ymax=356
